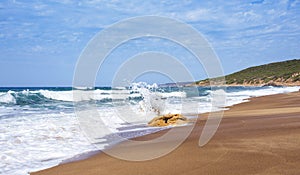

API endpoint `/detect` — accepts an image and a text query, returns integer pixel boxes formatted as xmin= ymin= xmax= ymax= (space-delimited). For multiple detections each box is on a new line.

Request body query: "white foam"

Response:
xmin=158 ymin=91 xmax=186 ymax=98
xmin=209 ymin=86 xmax=300 ymax=110
xmin=228 ymin=86 xmax=298 ymax=97
xmin=38 ymin=90 xmax=75 ymax=102
xmin=0 ymin=85 xmax=299 ymax=175
xmin=0 ymin=86 xmax=186 ymax=104
xmin=0 ymin=91 xmax=16 ymax=104
xmin=73 ymin=86 xmax=93 ymax=90
xmin=39 ymin=89 xmax=133 ymax=102
xmin=130 ymin=82 xmax=158 ymax=90
xmin=0 ymin=112 xmax=97 ymax=175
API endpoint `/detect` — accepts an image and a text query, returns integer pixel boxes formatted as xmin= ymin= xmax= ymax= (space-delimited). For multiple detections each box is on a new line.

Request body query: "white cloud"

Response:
xmin=290 ymin=0 xmax=300 ymax=7
xmin=33 ymin=3 xmax=47 ymax=10
xmin=53 ymin=0 xmax=75 ymax=5
xmin=1 ymin=0 xmax=299 ymax=67
xmin=31 ymin=45 xmax=43 ymax=52
xmin=184 ymin=8 xmax=212 ymax=22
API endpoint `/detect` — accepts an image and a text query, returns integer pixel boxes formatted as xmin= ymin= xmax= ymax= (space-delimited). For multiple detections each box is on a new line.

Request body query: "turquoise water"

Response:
xmin=0 ymin=85 xmax=299 ymax=174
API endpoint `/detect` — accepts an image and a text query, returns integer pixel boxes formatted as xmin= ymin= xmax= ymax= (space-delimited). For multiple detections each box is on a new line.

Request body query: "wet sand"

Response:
xmin=31 ymin=91 xmax=300 ymax=175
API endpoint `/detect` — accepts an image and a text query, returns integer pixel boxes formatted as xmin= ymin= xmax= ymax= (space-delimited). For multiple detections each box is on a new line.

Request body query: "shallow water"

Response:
xmin=0 ymin=84 xmax=299 ymax=174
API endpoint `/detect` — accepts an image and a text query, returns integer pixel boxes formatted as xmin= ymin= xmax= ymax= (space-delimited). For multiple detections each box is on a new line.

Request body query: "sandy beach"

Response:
xmin=31 ymin=91 xmax=300 ymax=175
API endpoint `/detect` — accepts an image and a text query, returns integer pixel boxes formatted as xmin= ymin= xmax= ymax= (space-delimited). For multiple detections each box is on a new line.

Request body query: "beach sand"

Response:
xmin=31 ymin=91 xmax=300 ymax=175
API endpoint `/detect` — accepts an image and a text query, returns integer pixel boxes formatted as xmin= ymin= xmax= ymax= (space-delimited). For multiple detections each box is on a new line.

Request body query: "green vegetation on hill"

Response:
xmin=195 ymin=59 xmax=300 ymax=85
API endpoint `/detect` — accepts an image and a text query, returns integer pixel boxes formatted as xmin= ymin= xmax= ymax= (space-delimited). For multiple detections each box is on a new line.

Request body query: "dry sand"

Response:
xmin=31 ymin=92 xmax=300 ymax=175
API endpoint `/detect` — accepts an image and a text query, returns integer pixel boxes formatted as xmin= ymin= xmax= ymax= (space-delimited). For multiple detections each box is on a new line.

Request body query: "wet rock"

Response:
xmin=148 ymin=114 xmax=188 ymax=127
xmin=262 ymin=82 xmax=282 ymax=87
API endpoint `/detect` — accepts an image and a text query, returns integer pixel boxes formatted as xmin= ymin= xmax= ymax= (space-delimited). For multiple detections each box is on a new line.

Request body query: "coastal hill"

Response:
xmin=195 ymin=59 xmax=300 ymax=86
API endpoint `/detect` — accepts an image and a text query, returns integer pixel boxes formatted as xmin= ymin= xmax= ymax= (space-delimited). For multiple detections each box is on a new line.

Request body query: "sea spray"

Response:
xmin=130 ymin=82 xmax=166 ymax=115
xmin=0 ymin=91 xmax=16 ymax=104
xmin=129 ymin=82 xmax=188 ymax=115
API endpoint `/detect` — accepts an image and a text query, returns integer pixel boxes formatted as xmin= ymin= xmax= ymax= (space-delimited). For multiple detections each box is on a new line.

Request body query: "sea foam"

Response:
xmin=0 ymin=84 xmax=299 ymax=175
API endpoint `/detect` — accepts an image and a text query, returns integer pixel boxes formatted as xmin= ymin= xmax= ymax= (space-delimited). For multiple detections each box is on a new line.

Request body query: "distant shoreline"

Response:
xmin=191 ymin=59 xmax=300 ymax=87
xmin=186 ymin=83 xmax=300 ymax=87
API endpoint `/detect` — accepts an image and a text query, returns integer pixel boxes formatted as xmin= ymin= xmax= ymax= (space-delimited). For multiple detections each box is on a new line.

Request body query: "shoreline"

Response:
xmin=186 ymin=84 xmax=300 ymax=87
xmin=31 ymin=91 xmax=300 ymax=175
xmin=59 ymin=125 xmax=172 ymax=165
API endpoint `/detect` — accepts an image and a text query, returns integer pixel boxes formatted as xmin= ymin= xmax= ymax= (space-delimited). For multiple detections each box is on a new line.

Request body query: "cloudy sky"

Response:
xmin=0 ymin=0 xmax=299 ymax=86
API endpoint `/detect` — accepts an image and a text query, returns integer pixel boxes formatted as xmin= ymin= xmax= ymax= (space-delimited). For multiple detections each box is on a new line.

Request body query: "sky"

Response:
xmin=0 ymin=0 xmax=299 ymax=86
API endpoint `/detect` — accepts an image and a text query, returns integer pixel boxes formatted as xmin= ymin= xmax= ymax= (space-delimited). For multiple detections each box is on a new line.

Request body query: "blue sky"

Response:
xmin=0 ymin=0 xmax=299 ymax=86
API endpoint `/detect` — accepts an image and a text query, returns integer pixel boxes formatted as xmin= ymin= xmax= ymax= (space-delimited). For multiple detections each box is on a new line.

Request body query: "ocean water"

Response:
xmin=0 ymin=83 xmax=299 ymax=175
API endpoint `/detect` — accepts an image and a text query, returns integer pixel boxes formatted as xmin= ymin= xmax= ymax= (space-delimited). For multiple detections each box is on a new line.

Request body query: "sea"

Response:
xmin=0 ymin=82 xmax=299 ymax=175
